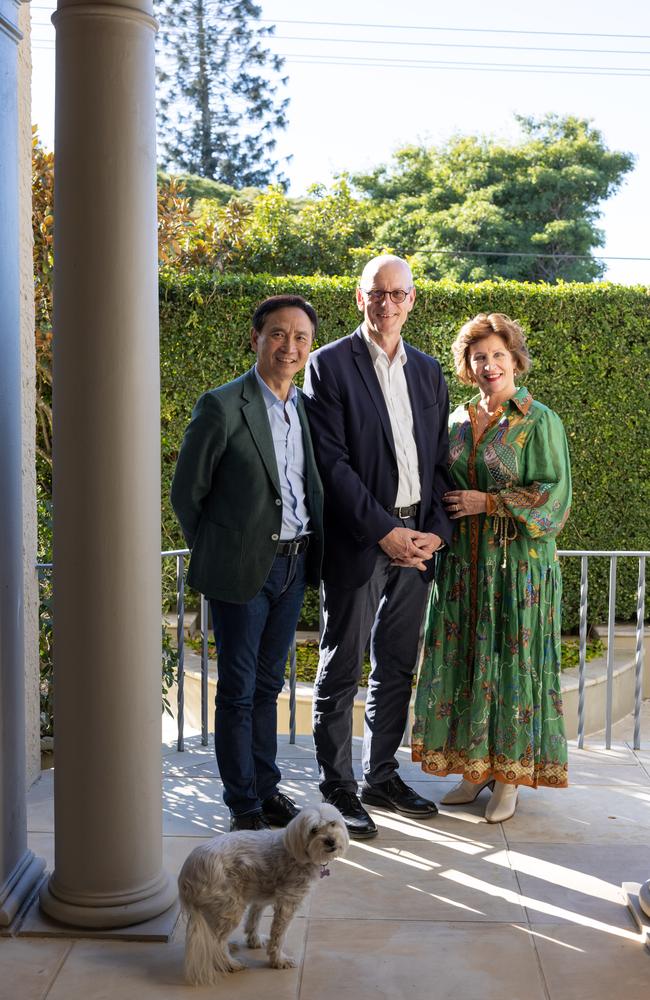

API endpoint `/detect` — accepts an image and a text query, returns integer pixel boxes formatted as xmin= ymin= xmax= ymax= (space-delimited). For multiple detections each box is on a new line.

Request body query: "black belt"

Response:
xmin=387 ymin=503 xmax=420 ymax=519
xmin=276 ymin=535 xmax=310 ymax=557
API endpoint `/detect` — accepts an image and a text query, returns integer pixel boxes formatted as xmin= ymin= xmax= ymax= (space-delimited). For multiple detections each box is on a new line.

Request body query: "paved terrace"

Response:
xmin=4 ymin=704 xmax=650 ymax=1000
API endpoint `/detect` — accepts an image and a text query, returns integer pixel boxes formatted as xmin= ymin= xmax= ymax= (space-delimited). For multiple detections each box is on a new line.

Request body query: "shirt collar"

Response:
xmin=510 ymin=386 xmax=533 ymax=414
xmin=254 ymin=365 xmax=297 ymax=408
xmin=361 ymin=326 xmax=407 ymax=367
xmin=468 ymin=385 xmax=533 ymax=415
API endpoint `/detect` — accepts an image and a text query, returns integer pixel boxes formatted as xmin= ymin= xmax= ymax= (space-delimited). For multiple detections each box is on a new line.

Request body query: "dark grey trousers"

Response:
xmin=313 ymin=539 xmax=430 ymax=795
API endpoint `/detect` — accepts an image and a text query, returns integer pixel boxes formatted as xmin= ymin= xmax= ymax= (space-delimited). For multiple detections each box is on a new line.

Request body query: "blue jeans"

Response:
xmin=210 ymin=552 xmax=306 ymax=817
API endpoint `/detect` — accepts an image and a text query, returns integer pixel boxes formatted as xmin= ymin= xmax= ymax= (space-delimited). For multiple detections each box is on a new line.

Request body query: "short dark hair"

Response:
xmin=251 ymin=295 xmax=318 ymax=336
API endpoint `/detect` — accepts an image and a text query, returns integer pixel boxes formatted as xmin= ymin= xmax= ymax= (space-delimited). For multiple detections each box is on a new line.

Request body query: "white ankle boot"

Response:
xmin=485 ymin=782 xmax=518 ymax=823
xmin=441 ymin=777 xmax=495 ymax=805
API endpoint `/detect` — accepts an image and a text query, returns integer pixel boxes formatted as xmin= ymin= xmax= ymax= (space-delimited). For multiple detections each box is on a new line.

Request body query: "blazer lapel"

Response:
xmin=241 ymin=369 xmax=281 ymax=494
xmin=351 ymin=328 xmax=396 ymax=459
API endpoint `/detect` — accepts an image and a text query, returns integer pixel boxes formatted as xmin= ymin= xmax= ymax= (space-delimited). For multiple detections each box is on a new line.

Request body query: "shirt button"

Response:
xmin=275 ymin=498 xmax=281 ymax=506
xmin=271 ymin=533 xmax=279 ymax=541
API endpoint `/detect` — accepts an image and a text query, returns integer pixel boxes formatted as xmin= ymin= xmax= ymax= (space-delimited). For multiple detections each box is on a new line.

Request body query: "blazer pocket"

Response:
xmin=197 ymin=518 xmax=243 ymax=575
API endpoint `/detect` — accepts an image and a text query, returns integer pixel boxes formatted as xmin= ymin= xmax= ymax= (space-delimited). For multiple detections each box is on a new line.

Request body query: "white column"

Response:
xmin=39 ymin=0 xmax=176 ymax=928
xmin=0 ymin=0 xmax=46 ymax=927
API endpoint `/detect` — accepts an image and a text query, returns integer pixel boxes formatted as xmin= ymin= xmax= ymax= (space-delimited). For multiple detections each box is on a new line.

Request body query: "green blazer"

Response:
xmin=171 ymin=368 xmax=324 ymax=603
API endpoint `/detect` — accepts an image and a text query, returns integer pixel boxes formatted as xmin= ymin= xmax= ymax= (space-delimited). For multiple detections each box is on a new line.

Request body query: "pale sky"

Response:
xmin=30 ymin=0 xmax=650 ymax=284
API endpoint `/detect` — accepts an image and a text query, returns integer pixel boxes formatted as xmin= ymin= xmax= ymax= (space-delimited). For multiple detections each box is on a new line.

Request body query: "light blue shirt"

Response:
xmin=255 ymin=367 xmax=311 ymax=540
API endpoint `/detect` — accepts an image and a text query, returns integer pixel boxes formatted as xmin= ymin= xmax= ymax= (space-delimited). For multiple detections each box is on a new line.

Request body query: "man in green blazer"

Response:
xmin=171 ymin=295 xmax=323 ymax=831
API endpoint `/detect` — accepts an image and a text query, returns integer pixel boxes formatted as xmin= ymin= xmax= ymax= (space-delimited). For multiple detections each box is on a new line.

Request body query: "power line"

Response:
xmin=117 ymin=22 xmax=650 ymax=57
xmin=202 ymin=14 xmax=650 ymax=42
xmin=257 ymin=34 xmax=650 ymax=57
xmin=280 ymin=54 xmax=650 ymax=77
xmin=29 ymin=42 xmax=650 ymax=76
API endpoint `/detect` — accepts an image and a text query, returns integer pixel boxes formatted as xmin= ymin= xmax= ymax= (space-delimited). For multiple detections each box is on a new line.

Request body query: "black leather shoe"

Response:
xmin=229 ymin=811 xmax=271 ymax=832
xmin=261 ymin=792 xmax=300 ymax=827
xmin=325 ymin=787 xmax=378 ymax=839
xmin=360 ymin=774 xmax=438 ymax=817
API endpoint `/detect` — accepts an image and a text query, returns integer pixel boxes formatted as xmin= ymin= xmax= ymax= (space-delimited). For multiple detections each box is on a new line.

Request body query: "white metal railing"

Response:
xmin=556 ymin=550 xmax=647 ymax=749
xmin=37 ymin=548 xmax=648 ymax=753
xmin=162 ymin=548 xmax=299 ymax=753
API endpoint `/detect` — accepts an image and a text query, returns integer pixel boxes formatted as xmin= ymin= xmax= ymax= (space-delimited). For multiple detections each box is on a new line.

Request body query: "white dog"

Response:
xmin=178 ymin=803 xmax=349 ymax=982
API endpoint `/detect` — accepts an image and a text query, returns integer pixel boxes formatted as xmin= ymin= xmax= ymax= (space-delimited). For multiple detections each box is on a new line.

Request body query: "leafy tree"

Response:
xmin=352 ymin=115 xmax=634 ymax=282
xmin=157 ymin=175 xmax=377 ymax=276
xmin=154 ymin=0 xmax=289 ymax=186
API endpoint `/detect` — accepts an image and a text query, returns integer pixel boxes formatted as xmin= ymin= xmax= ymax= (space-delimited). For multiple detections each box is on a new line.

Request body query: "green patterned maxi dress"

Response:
xmin=412 ymin=387 xmax=572 ymax=788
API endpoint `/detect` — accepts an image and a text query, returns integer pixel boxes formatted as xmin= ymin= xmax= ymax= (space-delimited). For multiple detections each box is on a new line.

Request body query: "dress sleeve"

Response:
xmin=485 ymin=408 xmax=572 ymax=540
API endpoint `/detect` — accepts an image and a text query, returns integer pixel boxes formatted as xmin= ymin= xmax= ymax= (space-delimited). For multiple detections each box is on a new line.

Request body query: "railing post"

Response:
xmin=176 ymin=553 xmax=185 ymax=752
xmin=200 ymin=594 xmax=209 ymax=747
xmin=605 ymin=555 xmax=617 ymax=749
xmin=633 ymin=557 xmax=646 ymax=751
xmin=577 ymin=555 xmax=588 ymax=749
xmin=288 ymin=635 xmax=297 ymax=744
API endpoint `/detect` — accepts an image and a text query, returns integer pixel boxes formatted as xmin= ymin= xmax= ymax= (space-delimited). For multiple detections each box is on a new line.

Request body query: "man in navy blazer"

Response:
xmin=303 ymin=254 xmax=453 ymax=838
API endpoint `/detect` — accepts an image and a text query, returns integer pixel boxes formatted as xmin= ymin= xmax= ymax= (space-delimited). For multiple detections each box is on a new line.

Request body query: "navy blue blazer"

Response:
xmin=303 ymin=327 xmax=454 ymax=588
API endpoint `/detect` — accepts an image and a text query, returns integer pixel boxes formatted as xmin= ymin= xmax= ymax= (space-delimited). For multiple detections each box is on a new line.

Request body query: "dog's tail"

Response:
xmin=184 ymin=906 xmax=231 ymax=984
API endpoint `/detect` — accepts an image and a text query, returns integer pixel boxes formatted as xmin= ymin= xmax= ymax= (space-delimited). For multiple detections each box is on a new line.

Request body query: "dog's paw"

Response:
xmin=224 ymin=957 xmax=245 ymax=974
xmin=246 ymin=932 xmax=268 ymax=950
xmin=269 ymin=952 xmax=297 ymax=970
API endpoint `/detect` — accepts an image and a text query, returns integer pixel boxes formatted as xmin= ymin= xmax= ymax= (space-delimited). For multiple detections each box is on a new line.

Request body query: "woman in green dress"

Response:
xmin=412 ymin=313 xmax=572 ymax=822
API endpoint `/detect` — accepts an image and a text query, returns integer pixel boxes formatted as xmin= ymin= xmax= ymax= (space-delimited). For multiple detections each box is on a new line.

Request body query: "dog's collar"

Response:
xmin=319 ymin=864 xmax=330 ymax=879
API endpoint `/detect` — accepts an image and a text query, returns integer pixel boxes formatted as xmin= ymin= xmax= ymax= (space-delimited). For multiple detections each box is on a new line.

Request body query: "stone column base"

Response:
xmin=39 ymin=869 xmax=177 ymax=930
xmin=0 ymin=851 xmax=46 ymax=928
xmin=20 ymin=892 xmax=180 ymax=941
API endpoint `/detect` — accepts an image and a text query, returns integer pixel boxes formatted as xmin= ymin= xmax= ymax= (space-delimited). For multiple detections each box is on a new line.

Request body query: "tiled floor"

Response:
xmin=4 ymin=705 xmax=650 ymax=1000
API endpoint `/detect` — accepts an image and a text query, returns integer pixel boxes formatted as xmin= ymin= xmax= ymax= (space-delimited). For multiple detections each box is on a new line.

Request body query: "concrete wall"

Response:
xmin=18 ymin=0 xmax=40 ymax=787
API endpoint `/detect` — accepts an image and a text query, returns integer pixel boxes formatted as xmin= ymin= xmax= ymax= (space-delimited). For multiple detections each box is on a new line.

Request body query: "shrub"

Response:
xmin=160 ymin=273 xmax=650 ymax=629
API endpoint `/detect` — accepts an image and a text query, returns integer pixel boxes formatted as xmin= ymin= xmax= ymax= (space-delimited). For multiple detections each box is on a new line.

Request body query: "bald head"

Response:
xmin=360 ymin=254 xmax=413 ymax=288
xmin=356 ymin=254 xmax=416 ymax=347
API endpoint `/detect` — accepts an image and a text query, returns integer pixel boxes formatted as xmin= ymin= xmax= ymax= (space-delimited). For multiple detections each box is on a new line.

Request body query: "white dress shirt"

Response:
xmin=361 ymin=328 xmax=421 ymax=507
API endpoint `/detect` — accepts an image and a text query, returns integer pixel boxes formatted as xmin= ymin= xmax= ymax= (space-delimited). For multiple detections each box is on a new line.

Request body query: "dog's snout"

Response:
xmin=324 ymin=837 xmax=336 ymax=850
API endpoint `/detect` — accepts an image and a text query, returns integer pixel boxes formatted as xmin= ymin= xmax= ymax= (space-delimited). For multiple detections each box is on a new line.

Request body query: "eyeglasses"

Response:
xmin=360 ymin=287 xmax=413 ymax=304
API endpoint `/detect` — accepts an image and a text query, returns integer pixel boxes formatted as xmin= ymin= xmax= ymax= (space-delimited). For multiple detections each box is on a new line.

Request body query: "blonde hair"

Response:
xmin=452 ymin=313 xmax=531 ymax=386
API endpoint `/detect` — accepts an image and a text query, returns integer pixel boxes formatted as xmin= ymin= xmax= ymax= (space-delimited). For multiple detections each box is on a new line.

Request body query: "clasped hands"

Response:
xmin=379 ymin=526 xmax=443 ymax=571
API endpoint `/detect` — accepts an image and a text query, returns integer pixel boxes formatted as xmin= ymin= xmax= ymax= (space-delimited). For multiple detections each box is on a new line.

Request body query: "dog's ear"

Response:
xmin=283 ymin=808 xmax=317 ymax=863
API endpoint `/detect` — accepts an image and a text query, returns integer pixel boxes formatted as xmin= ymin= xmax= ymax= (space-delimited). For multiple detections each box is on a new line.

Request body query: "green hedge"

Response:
xmin=160 ymin=273 xmax=650 ymax=629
